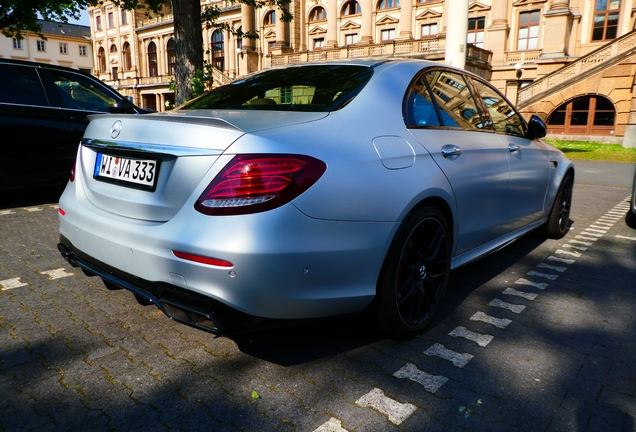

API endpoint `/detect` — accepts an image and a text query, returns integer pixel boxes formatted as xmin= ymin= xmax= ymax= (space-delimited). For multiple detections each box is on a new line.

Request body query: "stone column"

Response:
xmin=241 ymin=4 xmax=254 ymax=51
xmin=398 ymin=1 xmax=413 ymax=40
xmin=487 ymin=0 xmax=509 ymax=65
xmin=326 ymin=0 xmax=338 ymax=47
xmin=540 ymin=0 xmax=572 ymax=59
xmin=275 ymin=6 xmax=288 ymax=47
xmin=623 ymin=77 xmax=636 ymax=148
xmin=444 ymin=0 xmax=468 ymax=68
xmin=360 ymin=0 xmax=373 ymax=44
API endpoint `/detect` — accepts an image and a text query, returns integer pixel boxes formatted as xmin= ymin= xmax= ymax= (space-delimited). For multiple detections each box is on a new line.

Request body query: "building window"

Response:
xmin=592 ymin=0 xmax=620 ymax=41
xmin=60 ymin=43 xmax=68 ymax=54
xmin=342 ymin=1 xmax=361 ymax=16
xmin=120 ymin=8 xmax=128 ymax=25
xmin=467 ymin=17 xmax=485 ymax=48
xmin=517 ymin=10 xmax=540 ymax=50
xmin=264 ymin=10 xmax=276 ymax=26
xmin=95 ymin=15 xmax=102 ymax=31
xmin=345 ymin=33 xmax=358 ymax=45
xmin=112 ymin=66 xmax=118 ymax=80
xmin=211 ymin=30 xmax=224 ymax=71
xmin=381 ymin=28 xmax=396 ymax=41
xmin=12 ymin=38 xmax=22 ymax=49
xmin=97 ymin=47 xmax=106 ymax=73
xmin=309 ymin=7 xmax=327 ymax=21
xmin=79 ymin=45 xmax=87 ymax=56
xmin=107 ymin=11 xmax=114 ymax=28
xmin=421 ymin=23 xmax=437 ymax=38
xmin=122 ymin=42 xmax=132 ymax=71
xmin=313 ymin=37 xmax=325 ymax=50
xmin=110 ymin=44 xmax=117 ymax=53
xmin=268 ymin=40 xmax=275 ymax=53
xmin=167 ymin=38 xmax=176 ymax=75
xmin=378 ymin=0 xmax=399 ymax=10
xmin=148 ymin=41 xmax=158 ymax=77
xmin=547 ymin=95 xmax=616 ymax=135
xmin=37 ymin=40 xmax=46 ymax=52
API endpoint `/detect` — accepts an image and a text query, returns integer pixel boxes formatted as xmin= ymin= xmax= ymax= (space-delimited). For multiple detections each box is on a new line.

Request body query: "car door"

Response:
xmin=406 ymin=69 xmax=512 ymax=255
xmin=0 ymin=63 xmax=76 ymax=189
xmin=469 ymin=77 xmax=551 ymax=230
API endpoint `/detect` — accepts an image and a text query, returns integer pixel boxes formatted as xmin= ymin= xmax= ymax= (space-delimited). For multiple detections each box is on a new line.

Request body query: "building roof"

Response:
xmin=38 ymin=20 xmax=91 ymax=40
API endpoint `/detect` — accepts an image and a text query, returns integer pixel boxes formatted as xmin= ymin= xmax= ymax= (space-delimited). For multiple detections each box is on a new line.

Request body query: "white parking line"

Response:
xmin=469 ymin=312 xmax=511 ymax=329
xmin=555 ymin=249 xmax=582 ymax=258
xmin=575 ymin=235 xmax=598 ymax=242
xmin=448 ymin=326 xmax=494 ymax=347
xmin=616 ymin=235 xmax=636 ymax=241
xmin=488 ymin=299 xmax=526 ymax=314
xmin=547 ymin=256 xmax=575 ymax=265
xmin=393 ymin=363 xmax=448 ymax=393
xmin=537 ymin=263 xmax=567 ymax=272
xmin=561 ymin=244 xmax=588 ymax=251
xmin=313 ymin=417 xmax=348 ymax=432
xmin=0 ymin=278 xmax=27 ymax=290
xmin=568 ymin=239 xmax=593 ymax=246
xmin=527 ymin=270 xmax=559 ymax=280
xmin=23 ymin=207 xmax=43 ymax=212
xmin=581 ymin=230 xmax=603 ymax=237
xmin=515 ymin=278 xmax=548 ymax=290
xmin=0 ymin=210 xmax=16 ymax=216
xmin=40 ymin=268 xmax=74 ymax=280
xmin=424 ymin=343 xmax=473 ymax=368
xmin=355 ymin=388 xmax=417 ymax=425
xmin=502 ymin=288 xmax=538 ymax=301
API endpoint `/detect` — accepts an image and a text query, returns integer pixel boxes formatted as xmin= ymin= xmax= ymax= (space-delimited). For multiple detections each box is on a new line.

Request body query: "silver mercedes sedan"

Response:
xmin=58 ymin=59 xmax=574 ymax=339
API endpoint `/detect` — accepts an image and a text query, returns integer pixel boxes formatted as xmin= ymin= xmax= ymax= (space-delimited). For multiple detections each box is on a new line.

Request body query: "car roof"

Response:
xmin=0 ymin=58 xmax=92 ymax=74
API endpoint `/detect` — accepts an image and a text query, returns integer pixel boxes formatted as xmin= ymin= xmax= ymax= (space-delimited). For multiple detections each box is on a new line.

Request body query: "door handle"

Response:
xmin=441 ymin=144 xmax=462 ymax=158
xmin=509 ymin=144 xmax=521 ymax=153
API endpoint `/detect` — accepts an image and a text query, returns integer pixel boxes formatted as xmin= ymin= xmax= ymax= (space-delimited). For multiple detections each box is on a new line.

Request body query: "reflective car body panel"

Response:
xmin=58 ymin=59 xmax=574 ymax=330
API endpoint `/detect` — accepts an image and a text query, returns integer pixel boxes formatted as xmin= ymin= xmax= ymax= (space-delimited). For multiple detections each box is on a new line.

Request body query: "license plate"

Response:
xmin=94 ymin=153 xmax=159 ymax=190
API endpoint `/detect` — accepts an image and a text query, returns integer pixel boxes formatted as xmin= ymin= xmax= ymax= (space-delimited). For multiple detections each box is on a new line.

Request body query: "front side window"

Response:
xmin=471 ymin=78 xmax=525 ymax=136
xmin=426 ymin=70 xmax=484 ymax=130
xmin=43 ymin=69 xmax=120 ymax=112
xmin=592 ymin=0 xmax=620 ymax=41
xmin=421 ymin=23 xmax=438 ymax=38
xmin=467 ymin=17 xmax=485 ymax=48
xmin=0 ymin=64 xmax=48 ymax=106
xmin=342 ymin=1 xmax=361 ymax=16
xmin=181 ymin=65 xmax=374 ymax=112
xmin=517 ymin=10 xmax=540 ymax=50
xmin=37 ymin=40 xmax=46 ymax=52
xmin=148 ymin=41 xmax=158 ymax=77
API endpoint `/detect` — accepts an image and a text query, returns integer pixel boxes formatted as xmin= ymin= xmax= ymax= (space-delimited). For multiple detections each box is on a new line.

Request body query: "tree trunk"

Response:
xmin=172 ymin=0 xmax=203 ymax=106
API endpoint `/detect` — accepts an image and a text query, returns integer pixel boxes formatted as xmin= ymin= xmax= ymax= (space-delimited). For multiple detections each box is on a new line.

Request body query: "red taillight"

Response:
xmin=172 ymin=251 xmax=233 ymax=267
xmin=69 ymin=159 xmax=76 ymax=182
xmin=195 ymin=154 xmax=326 ymax=216
xmin=59 ymin=208 xmax=66 ymax=216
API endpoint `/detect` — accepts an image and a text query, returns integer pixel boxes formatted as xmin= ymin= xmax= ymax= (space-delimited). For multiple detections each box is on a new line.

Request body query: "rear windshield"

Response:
xmin=179 ymin=65 xmax=374 ymax=112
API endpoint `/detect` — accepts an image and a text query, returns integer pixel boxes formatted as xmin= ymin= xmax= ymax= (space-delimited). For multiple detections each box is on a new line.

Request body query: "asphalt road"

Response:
xmin=0 ymin=161 xmax=634 ymax=431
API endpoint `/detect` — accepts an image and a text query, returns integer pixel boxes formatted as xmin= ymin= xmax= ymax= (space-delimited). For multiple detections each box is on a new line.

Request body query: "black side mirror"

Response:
xmin=111 ymin=99 xmax=136 ymax=114
xmin=527 ymin=114 xmax=547 ymax=139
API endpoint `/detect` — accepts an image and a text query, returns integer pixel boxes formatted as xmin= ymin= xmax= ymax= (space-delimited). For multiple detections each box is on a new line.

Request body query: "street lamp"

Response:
xmin=514 ymin=63 xmax=523 ymax=105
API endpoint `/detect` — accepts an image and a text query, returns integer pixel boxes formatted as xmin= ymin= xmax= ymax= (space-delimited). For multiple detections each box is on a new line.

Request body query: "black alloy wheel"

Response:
xmin=546 ymin=172 xmax=573 ymax=239
xmin=378 ymin=206 xmax=451 ymax=339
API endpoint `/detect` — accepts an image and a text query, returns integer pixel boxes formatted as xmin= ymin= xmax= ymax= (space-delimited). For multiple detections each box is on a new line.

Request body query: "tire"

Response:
xmin=546 ymin=172 xmax=573 ymax=239
xmin=378 ymin=205 xmax=451 ymax=339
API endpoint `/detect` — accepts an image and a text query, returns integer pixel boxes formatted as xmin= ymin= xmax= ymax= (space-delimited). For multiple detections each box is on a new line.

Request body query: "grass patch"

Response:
xmin=545 ymin=139 xmax=636 ymax=164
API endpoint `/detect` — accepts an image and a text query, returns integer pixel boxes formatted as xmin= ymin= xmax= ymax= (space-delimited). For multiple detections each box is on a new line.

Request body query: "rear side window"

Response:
xmin=425 ymin=70 xmax=485 ymax=130
xmin=42 ymin=69 xmax=120 ymax=112
xmin=0 ymin=64 xmax=48 ymax=107
xmin=404 ymin=75 xmax=441 ymax=127
xmin=181 ymin=65 xmax=374 ymax=112
xmin=470 ymin=78 xmax=526 ymax=137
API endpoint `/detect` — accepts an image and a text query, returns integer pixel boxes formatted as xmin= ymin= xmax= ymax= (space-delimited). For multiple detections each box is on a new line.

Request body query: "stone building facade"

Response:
xmin=88 ymin=0 xmax=636 ymax=145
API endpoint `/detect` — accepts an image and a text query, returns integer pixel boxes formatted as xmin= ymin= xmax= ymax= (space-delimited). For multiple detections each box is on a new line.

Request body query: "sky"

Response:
xmin=67 ymin=7 xmax=90 ymax=26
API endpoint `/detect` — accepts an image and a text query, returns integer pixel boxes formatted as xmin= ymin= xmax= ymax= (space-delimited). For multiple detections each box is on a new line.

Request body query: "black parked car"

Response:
xmin=0 ymin=59 xmax=151 ymax=190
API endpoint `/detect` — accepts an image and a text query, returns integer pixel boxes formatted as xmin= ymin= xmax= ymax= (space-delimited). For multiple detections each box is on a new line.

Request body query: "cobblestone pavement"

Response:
xmin=1 ymin=172 xmax=634 ymax=431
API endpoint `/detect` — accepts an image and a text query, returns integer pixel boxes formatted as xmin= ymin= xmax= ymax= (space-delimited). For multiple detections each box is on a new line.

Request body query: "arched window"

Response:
xmin=211 ymin=30 xmax=224 ymax=71
xmin=377 ymin=0 xmax=399 ymax=10
xmin=547 ymin=95 xmax=616 ymax=136
xmin=309 ymin=7 xmax=327 ymax=21
xmin=147 ymin=41 xmax=158 ymax=77
xmin=264 ymin=10 xmax=276 ymax=26
xmin=122 ymin=42 xmax=132 ymax=71
xmin=109 ymin=44 xmax=117 ymax=53
xmin=166 ymin=38 xmax=176 ymax=75
xmin=341 ymin=1 xmax=361 ymax=16
xmin=97 ymin=46 xmax=106 ymax=73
